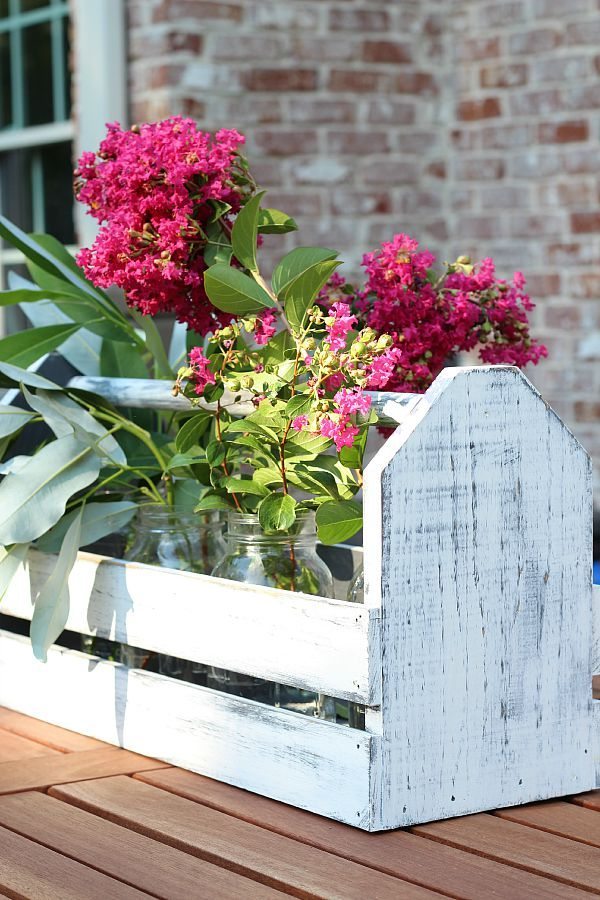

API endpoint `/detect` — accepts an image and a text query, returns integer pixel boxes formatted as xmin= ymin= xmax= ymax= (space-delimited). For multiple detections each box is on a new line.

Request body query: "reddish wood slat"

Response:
xmin=413 ymin=813 xmax=600 ymax=892
xmin=573 ymin=791 xmax=600 ymax=812
xmin=0 ymin=791 xmax=285 ymax=900
xmin=0 ymin=822 xmax=151 ymax=899
xmin=50 ymin=776 xmax=444 ymax=899
xmin=496 ymin=801 xmax=600 ymax=848
xmin=0 ymin=747 xmax=169 ymax=794
xmin=136 ymin=768 xmax=590 ymax=900
xmin=0 ymin=726 xmax=61 ymax=762
xmin=0 ymin=707 xmax=107 ymax=752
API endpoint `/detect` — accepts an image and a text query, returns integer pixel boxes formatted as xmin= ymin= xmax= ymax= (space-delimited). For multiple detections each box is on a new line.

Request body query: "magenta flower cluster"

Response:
xmin=75 ymin=118 xmax=248 ymax=335
xmin=321 ymin=234 xmax=547 ymax=394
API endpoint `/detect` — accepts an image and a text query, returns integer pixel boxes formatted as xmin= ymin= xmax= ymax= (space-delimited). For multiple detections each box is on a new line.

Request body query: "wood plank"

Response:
xmin=593 ymin=674 xmax=599 ymax=699
xmin=363 ymin=365 xmax=594 ymax=828
xmin=0 ymin=792 xmax=286 ymax=900
xmin=0 ymin=747 xmax=168 ymax=794
xmin=2 ymin=547 xmax=378 ymax=703
xmin=413 ymin=813 xmax=600 ymax=892
xmin=135 ymin=768 xmax=591 ymax=900
xmin=50 ymin=776 xmax=443 ymax=900
xmin=496 ymin=800 xmax=600 ymax=848
xmin=572 ymin=790 xmax=600 ymax=812
xmin=0 ymin=726 xmax=61 ymax=761
xmin=0 ymin=822 xmax=151 ymax=899
xmin=0 ymin=632 xmax=374 ymax=827
xmin=0 ymin=706 xmax=107 ymax=752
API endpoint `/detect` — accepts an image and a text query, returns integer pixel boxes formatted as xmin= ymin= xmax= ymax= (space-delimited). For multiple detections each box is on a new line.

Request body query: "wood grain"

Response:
xmin=0 ymin=746 xmax=168 ymax=794
xmin=0 ymin=822 xmax=151 ymax=899
xmin=136 ymin=768 xmax=591 ymax=900
xmin=50 ymin=776 xmax=442 ymax=900
xmin=572 ymin=790 xmax=600 ymax=812
xmin=0 ymin=706 xmax=107 ymax=752
xmin=496 ymin=800 xmax=600 ymax=848
xmin=0 ymin=726 xmax=60 ymax=762
xmin=0 ymin=631 xmax=374 ymax=826
xmin=413 ymin=813 xmax=600 ymax=891
xmin=0 ymin=791 xmax=286 ymax=900
xmin=364 ymin=366 xmax=594 ymax=828
xmin=3 ymin=548 xmax=378 ymax=703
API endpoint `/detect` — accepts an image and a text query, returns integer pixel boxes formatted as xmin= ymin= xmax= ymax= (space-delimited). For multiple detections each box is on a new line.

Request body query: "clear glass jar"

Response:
xmin=119 ymin=504 xmax=225 ymax=679
xmin=346 ymin=563 xmax=366 ymax=729
xmin=209 ymin=509 xmax=336 ymax=720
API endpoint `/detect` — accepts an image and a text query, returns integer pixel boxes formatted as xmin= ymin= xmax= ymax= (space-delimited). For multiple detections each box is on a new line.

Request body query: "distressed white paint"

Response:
xmin=364 ymin=366 xmax=594 ymax=829
xmin=0 ymin=631 xmax=373 ymax=827
xmin=67 ymin=377 xmax=418 ymax=425
xmin=1 ymin=365 xmax=595 ymax=830
xmin=3 ymin=550 xmax=378 ymax=705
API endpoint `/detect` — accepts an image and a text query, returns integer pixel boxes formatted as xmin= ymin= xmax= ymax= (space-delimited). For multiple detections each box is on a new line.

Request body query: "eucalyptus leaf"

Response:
xmin=271 ymin=246 xmax=338 ymax=297
xmin=0 ymin=455 xmax=32 ymax=475
xmin=0 ymin=361 xmax=61 ymax=391
xmin=0 ymin=435 xmax=101 ymax=544
xmin=0 ymin=323 xmax=79 ymax=368
xmin=231 ymin=191 xmax=265 ymax=273
xmin=0 ymin=542 xmax=29 ymax=601
xmin=315 ymin=499 xmax=362 ymax=545
xmin=204 ymin=264 xmax=275 ymax=315
xmin=30 ymin=507 xmax=83 ymax=661
xmin=0 ymin=405 xmax=36 ymax=439
xmin=35 ymin=501 xmax=137 ymax=554
xmin=258 ymin=493 xmax=297 ymax=534
xmin=168 ymin=320 xmax=188 ymax=368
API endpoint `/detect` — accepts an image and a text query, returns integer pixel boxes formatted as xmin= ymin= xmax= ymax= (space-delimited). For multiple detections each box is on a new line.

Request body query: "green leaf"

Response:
xmin=258 ymin=493 xmax=297 ymax=534
xmin=30 ymin=507 xmax=83 ymax=661
xmin=315 ymin=500 xmax=362 ymax=545
xmin=271 ymin=246 xmax=338 ymax=297
xmin=175 ymin=412 xmax=211 ymax=454
xmin=285 ymin=394 xmax=313 ymax=418
xmin=262 ymin=328 xmax=294 ymax=366
xmin=0 ymin=405 xmax=36 ymax=439
xmin=231 ymin=191 xmax=265 ymax=273
xmin=204 ymin=221 xmax=233 ymax=267
xmin=173 ymin=479 xmax=204 ymax=512
xmin=0 ymin=435 xmax=101 ymax=544
xmin=35 ymin=501 xmax=137 ymax=554
xmin=258 ymin=208 xmax=298 ymax=235
xmin=0 ymin=542 xmax=29 ymax=601
xmin=206 ymin=439 xmax=227 ymax=467
xmin=165 ymin=451 xmax=207 ymax=472
xmin=339 ymin=424 xmax=369 ymax=470
xmin=253 ymin=467 xmax=283 ymax=488
xmin=285 ymin=430 xmax=331 ymax=460
xmin=0 ymin=323 xmax=79 ymax=368
xmin=100 ymin=338 xmax=148 ymax=380
xmin=128 ymin=309 xmax=173 ymax=379
xmin=204 ymin=263 xmax=275 ymax=315
xmin=223 ymin=476 xmax=269 ymax=497
xmin=22 ymin=387 xmax=127 ymax=466
xmin=195 ymin=491 xmax=234 ymax=512
xmin=0 ymin=361 xmax=61 ymax=391
xmin=285 ymin=258 xmax=341 ymax=330
xmin=0 ymin=287 xmax=84 ymax=307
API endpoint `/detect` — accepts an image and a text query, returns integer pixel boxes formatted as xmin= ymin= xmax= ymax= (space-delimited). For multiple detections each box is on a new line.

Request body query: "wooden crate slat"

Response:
xmin=0 ymin=792 xmax=286 ymax=900
xmin=0 ymin=630 xmax=375 ymax=826
xmin=2 ymin=549 xmax=378 ymax=704
xmin=364 ymin=366 xmax=595 ymax=828
xmin=50 ymin=775 xmax=442 ymax=900
xmin=136 ymin=768 xmax=590 ymax=900
xmin=412 ymin=813 xmax=600 ymax=892
xmin=0 ymin=823 xmax=150 ymax=900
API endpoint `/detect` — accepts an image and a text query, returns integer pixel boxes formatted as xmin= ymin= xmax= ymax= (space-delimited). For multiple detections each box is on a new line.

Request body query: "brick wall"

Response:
xmin=126 ymin=0 xmax=600 ymax=482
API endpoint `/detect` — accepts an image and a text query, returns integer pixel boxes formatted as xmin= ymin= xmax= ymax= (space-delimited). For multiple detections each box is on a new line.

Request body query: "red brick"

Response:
xmin=456 ymin=36 xmax=501 ymax=61
xmin=454 ymin=157 xmax=505 ymax=180
xmin=363 ymin=40 xmax=413 ymax=64
xmin=394 ymin=72 xmax=438 ymax=95
xmin=564 ymin=83 xmax=600 ymax=110
xmin=545 ymin=305 xmax=580 ymax=329
xmin=509 ymin=214 xmax=564 ymax=238
xmin=328 ymin=69 xmax=390 ymax=93
xmin=508 ymin=149 xmax=562 ymax=178
xmin=153 ymin=1 xmax=242 ymax=23
xmin=509 ymin=89 xmax=562 ymax=116
xmin=571 ymin=212 xmax=600 ymax=233
xmin=480 ymin=64 xmax=528 ymax=88
xmin=532 ymin=56 xmax=591 ymax=84
xmin=242 ymin=69 xmax=317 ymax=92
xmin=398 ymin=188 xmax=444 ymax=214
xmin=252 ymin=129 xmax=318 ymax=156
xmin=537 ymin=180 xmax=595 ymax=208
xmin=525 ymin=274 xmax=561 ymax=297
xmin=331 ymin=190 xmax=392 ymax=216
xmin=212 ymin=35 xmax=286 ymax=61
xmin=329 ymin=8 xmax=390 ymax=32
xmin=548 ymin=243 xmax=598 ymax=266
xmin=476 ymin=2 xmax=526 ymax=27
xmin=563 ymin=148 xmax=599 ymax=175
xmin=450 ymin=129 xmax=480 ymax=151
xmin=215 ymin=97 xmax=283 ymax=124
xmin=509 ymin=28 xmax=563 ymax=55
xmin=362 ymin=160 xmax=420 ymax=185
xmin=327 ymin=131 xmax=390 ymax=155
xmin=292 ymin=38 xmax=357 ymax=63
xmin=146 ymin=64 xmax=185 ymax=90
xmin=426 ymin=160 xmax=447 ymax=179
xmin=572 ymin=273 xmax=600 ymax=298
xmin=481 ymin=185 xmax=532 ymax=210
xmin=538 ymin=120 xmax=589 ymax=143
xmin=261 ymin=192 xmax=322 ymax=218
xmin=366 ymin=98 xmax=417 ymax=125
xmin=534 ymin=0 xmax=591 ymax=15
xmin=397 ymin=130 xmax=440 ymax=154
xmin=457 ymin=97 xmax=502 ymax=120
xmin=566 ymin=20 xmax=600 ymax=46
xmin=482 ymin=123 xmax=531 ymax=149
xmin=455 ymin=216 xmax=505 ymax=239
xmin=575 ymin=401 xmax=600 ymax=422
xmin=179 ymin=98 xmax=206 ymax=120
xmin=289 ymin=99 xmax=356 ymax=125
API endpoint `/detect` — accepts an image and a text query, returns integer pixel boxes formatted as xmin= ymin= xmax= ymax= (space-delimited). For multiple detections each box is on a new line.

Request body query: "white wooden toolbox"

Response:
xmin=0 ymin=365 xmax=596 ymax=831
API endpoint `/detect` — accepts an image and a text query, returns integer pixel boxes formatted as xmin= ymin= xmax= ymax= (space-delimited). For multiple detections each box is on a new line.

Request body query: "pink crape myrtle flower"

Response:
xmin=291 ymin=415 xmax=309 ymax=431
xmin=333 ymin=387 xmax=371 ymax=417
xmin=253 ymin=310 xmax=277 ymax=346
xmin=188 ymin=347 xmax=215 ymax=396
xmin=325 ymin=301 xmax=357 ymax=352
xmin=319 ymin=417 xmax=359 ymax=451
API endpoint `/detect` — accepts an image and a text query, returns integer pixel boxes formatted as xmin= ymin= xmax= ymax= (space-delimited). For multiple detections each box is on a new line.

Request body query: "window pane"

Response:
xmin=0 ymin=32 xmax=11 ymax=127
xmin=21 ymin=0 xmax=52 ymax=11
xmin=0 ymin=1 xmax=9 ymax=19
xmin=41 ymin=141 xmax=75 ymax=244
xmin=23 ymin=21 xmax=53 ymax=126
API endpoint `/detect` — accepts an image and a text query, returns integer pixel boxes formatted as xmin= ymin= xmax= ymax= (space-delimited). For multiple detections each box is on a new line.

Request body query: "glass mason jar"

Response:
xmin=209 ymin=509 xmax=336 ymax=720
xmin=346 ymin=563 xmax=366 ymax=730
xmin=119 ymin=505 xmax=225 ymax=679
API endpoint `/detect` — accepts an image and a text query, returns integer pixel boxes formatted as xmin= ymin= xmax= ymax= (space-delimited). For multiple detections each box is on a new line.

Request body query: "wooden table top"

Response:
xmin=0 ymin=706 xmax=598 ymax=899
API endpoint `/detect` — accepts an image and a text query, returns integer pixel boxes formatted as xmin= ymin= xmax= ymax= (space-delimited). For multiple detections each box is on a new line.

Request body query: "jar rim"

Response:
xmin=225 ymin=507 xmax=316 ymax=541
xmin=136 ymin=503 xmax=216 ymax=528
